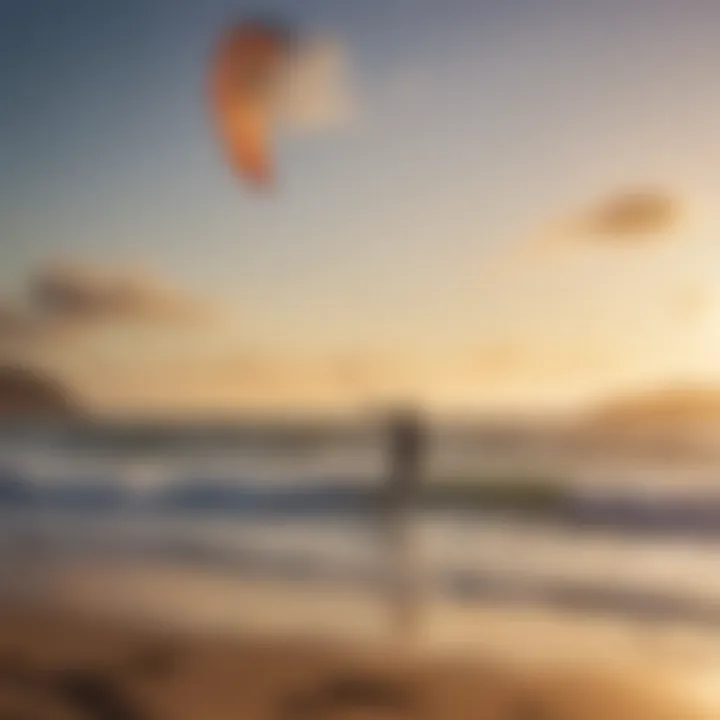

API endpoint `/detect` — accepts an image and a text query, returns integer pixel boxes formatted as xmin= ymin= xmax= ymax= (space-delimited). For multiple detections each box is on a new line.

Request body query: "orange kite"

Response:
xmin=209 ymin=20 xmax=293 ymax=189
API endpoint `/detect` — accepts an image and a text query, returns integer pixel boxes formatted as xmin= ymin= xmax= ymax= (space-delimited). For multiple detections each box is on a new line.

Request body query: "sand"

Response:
xmin=0 ymin=605 xmax=704 ymax=720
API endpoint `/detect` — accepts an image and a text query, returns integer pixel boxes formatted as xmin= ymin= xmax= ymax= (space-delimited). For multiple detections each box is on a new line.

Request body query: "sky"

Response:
xmin=3 ymin=0 xmax=720 ymax=414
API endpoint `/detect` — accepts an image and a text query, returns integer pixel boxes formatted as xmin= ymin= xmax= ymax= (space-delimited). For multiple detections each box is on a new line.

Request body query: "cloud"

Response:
xmin=517 ymin=188 xmax=685 ymax=262
xmin=0 ymin=262 xmax=211 ymax=359
xmin=30 ymin=263 xmax=207 ymax=325
xmin=577 ymin=190 xmax=682 ymax=240
xmin=277 ymin=38 xmax=357 ymax=130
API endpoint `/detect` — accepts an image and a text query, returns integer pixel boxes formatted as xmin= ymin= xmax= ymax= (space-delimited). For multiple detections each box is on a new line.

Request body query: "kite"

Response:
xmin=209 ymin=19 xmax=294 ymax=188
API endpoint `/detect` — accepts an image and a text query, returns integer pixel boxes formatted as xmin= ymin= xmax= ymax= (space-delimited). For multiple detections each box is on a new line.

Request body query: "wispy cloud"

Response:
xmin=573 ymin=190 xmax=682 ymax=240
xmin=532 ymin=189 xmax=685 ymax=256
xmin=31 ymin=263 xmax=208 ymax=325
xmin=0 ymin=261 xmax=212 ymax=357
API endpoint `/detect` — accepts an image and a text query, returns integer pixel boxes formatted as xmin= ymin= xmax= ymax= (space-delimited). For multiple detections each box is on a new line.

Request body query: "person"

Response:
xmin=383 ymin=406 xmax=425 ymax=639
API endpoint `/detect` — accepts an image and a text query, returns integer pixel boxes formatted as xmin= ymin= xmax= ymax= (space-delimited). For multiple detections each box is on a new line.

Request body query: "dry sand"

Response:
xmin=0 ymin=606 xmax=703 ymax=719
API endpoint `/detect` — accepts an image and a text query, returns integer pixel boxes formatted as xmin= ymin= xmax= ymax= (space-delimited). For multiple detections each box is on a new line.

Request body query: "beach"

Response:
xmin=3 ymin=495 xmax=720 ymax=718
xmin=0 ymin=602 xmax=703 ymax=720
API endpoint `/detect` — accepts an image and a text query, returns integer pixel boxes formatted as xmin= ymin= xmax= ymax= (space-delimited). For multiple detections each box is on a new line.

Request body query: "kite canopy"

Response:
xmin=209 ymin=20 xmax=295 ymax=189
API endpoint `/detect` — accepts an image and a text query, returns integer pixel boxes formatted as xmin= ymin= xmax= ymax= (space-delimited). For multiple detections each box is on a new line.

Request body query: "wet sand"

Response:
xmin=0 ymin=606 xmax=701 ymax=719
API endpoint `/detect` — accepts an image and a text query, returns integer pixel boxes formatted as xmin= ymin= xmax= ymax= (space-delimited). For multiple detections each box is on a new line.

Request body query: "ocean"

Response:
xmin=2 ymin=425 xmax=720 ymax=702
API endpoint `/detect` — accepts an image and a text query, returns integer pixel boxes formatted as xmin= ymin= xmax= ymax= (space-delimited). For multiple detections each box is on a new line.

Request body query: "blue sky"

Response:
xmin=3 ymin=0 xmax=720 ymax=410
